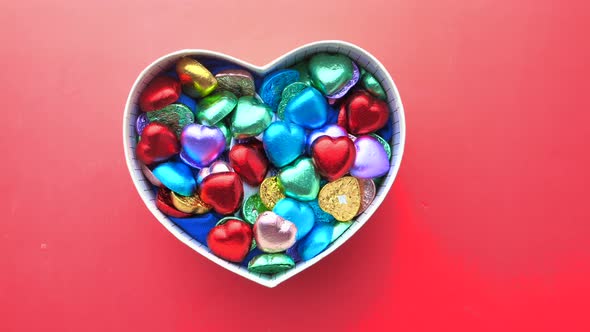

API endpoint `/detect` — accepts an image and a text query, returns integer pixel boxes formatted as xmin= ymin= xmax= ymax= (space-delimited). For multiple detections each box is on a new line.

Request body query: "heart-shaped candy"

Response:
xmin=290 ymin=60 xmax=313 ymax=86
xmin=146 ymin=104 xmax=194 ymax=137
xmin=277 ymin=82 xmax=307 ymax=119
xmin=152 ymin=161 xmax=196 ymax=196
xmin=215 ymin=69 xmax=255 ymax=97
xmin=196 ymin=90 xmax=238 ymax=125
xmin=350 ymin=135 xmax=390 ymax=179
xmin=318 ymin=176 xmax=361 ymax=221
xmin=259 ymin=69 xmax=299 ymax=110
xmin=298 ymin=221 xmax=353 ymax=260
xmin=311 ymin=136 xmax=356 ymax=181
xmin=180 ymin=124 xmax=225 ymax=168
xmin=247 ymin=253 xmax=295 ymax=274
xmin=156 ymin=187 xmax=192 ymax=218
xmin=170 ymin=191 xmax=211 ymax=215
xmin=200 ymin=172 xmax=244 ymax=215
xmin=278 ymin=158 xmax=320 ymax=201
xmin=306 ymin=124 xmax=347 ymax=153
xmin=284 ymin=87 xmax=328 ymax=129
xmin=176 ymin=57 xmax=217 ymax=98
xmin=207 ymin=218 xmax=252 ymax=263
xmin=273 ymin=198 xmax=315 ymax=240
xmin=136 ymin=123 xmax=179 ymax=166
xmin=339 ymin=90 xmax=389 ymax=135
xmin=229 ymin=140 xmax=269 ymax=186
xmin=262 ymin=121 xmax=305 ymax=167
xmin=253 ymin=211 xmax=297 ymax=253
xmin=360 ymin=71 xmax=387 ymax=100
xmin=230 ymin=96 xmax=273 ymax=138
xmin=213 ymin=121 xmax=232 ymax=148
xmin=196 ymin=160 xmax=233 ymax=184
xmin=308 ymin=52 xmax=355 ymax=96
xmin=139 ymin=75 xmax=181 ymax=112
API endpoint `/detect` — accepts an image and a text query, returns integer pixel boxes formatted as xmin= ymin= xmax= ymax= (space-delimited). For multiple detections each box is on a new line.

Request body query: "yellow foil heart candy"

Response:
xmin=176 ymin=57 xmax=217 ymax=98
xmin=318 ymin=176 xmax=361 ymax=221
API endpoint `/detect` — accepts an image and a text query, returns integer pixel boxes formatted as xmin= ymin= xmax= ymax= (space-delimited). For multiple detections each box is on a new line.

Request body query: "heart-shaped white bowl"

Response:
xmin=123 ymin=40 xmax=406 ymax=287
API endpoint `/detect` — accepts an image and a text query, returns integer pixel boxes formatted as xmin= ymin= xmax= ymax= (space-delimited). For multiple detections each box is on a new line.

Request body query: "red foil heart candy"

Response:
xmin=136 ymin=123 xmax=180 ymax=166
xmin=229 ymin=140 xmax=269 ymax=186
xmin=200 ymin=172 xmax=244 ymax=215
xmin=311 ymin=136 xmax=356 ymax=181
xmin=338 ymin=90 xmax=389 ymax=135
xmin=207 ymin=218 xmax=253 ymax=263
xmin=139 ymin=76 xmax=181 ymax=112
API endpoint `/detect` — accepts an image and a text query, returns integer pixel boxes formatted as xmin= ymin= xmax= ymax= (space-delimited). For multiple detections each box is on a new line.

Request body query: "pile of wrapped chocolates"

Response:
xmin=135 ymin=52 xmax=392 ymax=275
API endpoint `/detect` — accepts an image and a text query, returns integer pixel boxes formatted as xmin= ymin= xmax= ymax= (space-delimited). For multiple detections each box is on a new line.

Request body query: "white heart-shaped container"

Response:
xmin=123 ymin=40 xmax=406 ymax=287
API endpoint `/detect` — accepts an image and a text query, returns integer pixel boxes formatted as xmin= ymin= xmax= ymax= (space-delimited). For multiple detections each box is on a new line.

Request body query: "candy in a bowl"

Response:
xmin=123 ymin=41 xmax=406 ymax=287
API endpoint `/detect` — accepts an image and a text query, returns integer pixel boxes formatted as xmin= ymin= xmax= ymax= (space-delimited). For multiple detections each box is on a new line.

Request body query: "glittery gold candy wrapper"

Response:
xmin=318 ymin=176 xmax=361 ymax=222
xmin=171 ymin=191 xmax=212 ymax=214
xmin=259 ymin=176 xmax=285 ymax=210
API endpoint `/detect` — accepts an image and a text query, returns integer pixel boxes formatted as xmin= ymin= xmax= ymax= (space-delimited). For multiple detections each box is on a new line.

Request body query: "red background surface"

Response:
xmin=1 ymin=0 xmax=590 ymax=331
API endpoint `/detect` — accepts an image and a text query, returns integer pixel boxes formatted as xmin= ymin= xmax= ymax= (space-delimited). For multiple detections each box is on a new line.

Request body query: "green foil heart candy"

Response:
xmin=361 ymin=71 xmax=387 ymax=100
xmin=230 ymin=96 xmax=273 ymax=138
xmin=278 ymin=158 xmax=320 ymax=201
xmin=146 ymin=103 xmax=194 ymax=138
xmin=214 ymin=121 xmax=232 ymax=149
xmin=196 ymin=90 xmax=238 ymax=125
xmin=247 ymin=253 xmax=295 ymax=274
xmin=308 ymin=53 xmax=354 ymax=96
xmin=290 ymin=61 xmax=313 ymax=86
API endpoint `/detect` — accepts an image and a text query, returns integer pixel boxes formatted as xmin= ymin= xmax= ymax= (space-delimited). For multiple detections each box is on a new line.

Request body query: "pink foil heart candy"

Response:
xmin=253 ymin=211 xmax=297 ymax=253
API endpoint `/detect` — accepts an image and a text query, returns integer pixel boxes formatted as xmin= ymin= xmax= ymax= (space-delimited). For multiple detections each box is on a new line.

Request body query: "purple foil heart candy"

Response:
xmin=180 ymin=124 xmax=226 ymax=168
xmin=350 ymin=135 xmax=389 ymax=179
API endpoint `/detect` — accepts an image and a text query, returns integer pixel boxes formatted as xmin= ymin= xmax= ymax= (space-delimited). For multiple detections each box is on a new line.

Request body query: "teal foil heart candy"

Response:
xmin=284 ymin=87 xmax=328 ymax=129
xmin=146 ymin=104 xmax=194 ymax=138
xmin=196 ymin=90 xmax=238 ymax=125
xmin=308 ymin=53 xmax=355 ymax=96
xmin=152 ymin=161 xmax=196 ymax=196
xmin=273 ymin=198 xmax=315 ymax=240
xmin=262 ymin=121 xmax=305 ymax=167
xmin=230 ymin=96 xmax=273 ymax=138
xmin=277 ymin=82 xmax=308 ymax=120
xmin=278 ymin=158 xmax=320 ymax=201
